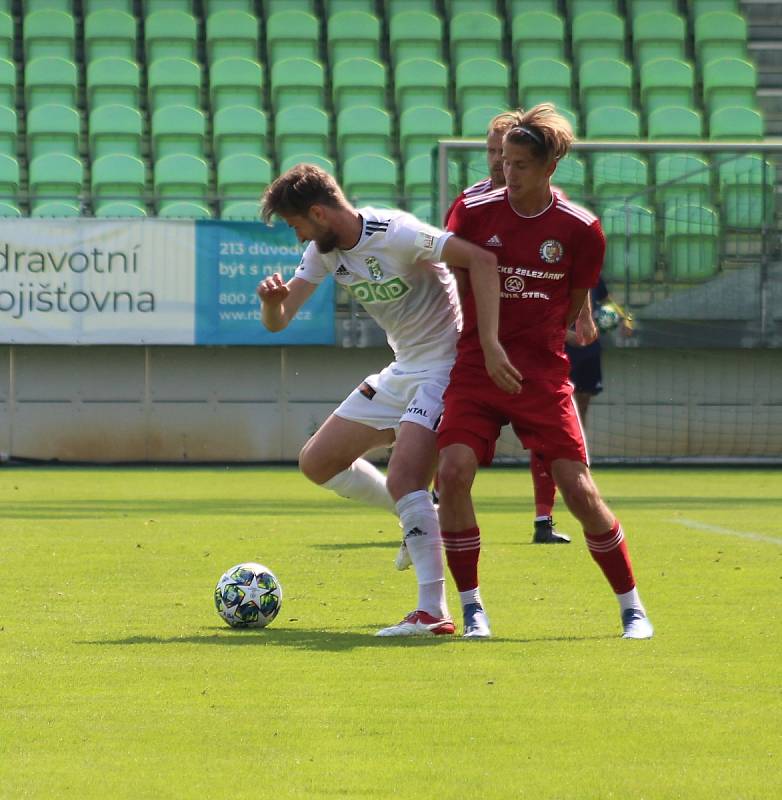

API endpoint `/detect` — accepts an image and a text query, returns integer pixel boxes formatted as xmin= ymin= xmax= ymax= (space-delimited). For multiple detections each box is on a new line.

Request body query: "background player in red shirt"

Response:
xmin=437 ymin=103 xmax=654 ymax=641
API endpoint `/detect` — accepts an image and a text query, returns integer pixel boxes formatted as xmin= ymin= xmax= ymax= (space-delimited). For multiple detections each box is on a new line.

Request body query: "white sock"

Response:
xmin=322 ymin=459 xmax=396 ymax=513
xmin=396 ymin=490 xmax=448 ymax=618
xmin=617 ymin=587 xmax=645 ymax=614
xmin=459 ymin=588 xmax=483 ymax=609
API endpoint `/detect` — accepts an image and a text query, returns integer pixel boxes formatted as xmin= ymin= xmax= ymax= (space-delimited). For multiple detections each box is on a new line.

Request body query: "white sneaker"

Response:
xmin=621 ymin=608 xmax=654 ymax=639
xmin=394 ymin=539 xmax=412 ymax=570
xmin=376 ymin=610 xmax=455 ymax=637
xmin=462 ymin=603 xmax=491 ymax=639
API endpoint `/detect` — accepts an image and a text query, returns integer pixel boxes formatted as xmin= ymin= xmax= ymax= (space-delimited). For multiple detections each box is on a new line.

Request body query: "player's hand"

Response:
xmin=256 ymin=273 xmax=288 ymax=306
xmin=484 ymin=342 xmax=523 ymax=394
xmin=574 ymin=312 xmax=598 ymax=346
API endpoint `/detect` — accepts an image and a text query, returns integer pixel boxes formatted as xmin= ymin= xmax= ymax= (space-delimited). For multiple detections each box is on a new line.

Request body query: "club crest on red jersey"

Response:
xmin=539 ymin=239 xmax=564 ymax=264
xmin=504 ymin=276 xmax=524 ymax=294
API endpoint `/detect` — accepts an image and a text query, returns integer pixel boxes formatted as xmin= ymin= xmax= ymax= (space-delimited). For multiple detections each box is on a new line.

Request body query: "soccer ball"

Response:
xmin=595 ymin=302 xmax=621 ymax=333
xmin=214 ymin=562 xmax=282 ymax=628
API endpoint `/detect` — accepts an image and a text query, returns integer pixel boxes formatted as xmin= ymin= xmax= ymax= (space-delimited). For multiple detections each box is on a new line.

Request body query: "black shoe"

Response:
xmin=533 ymin=517 xmax=571 ymax=544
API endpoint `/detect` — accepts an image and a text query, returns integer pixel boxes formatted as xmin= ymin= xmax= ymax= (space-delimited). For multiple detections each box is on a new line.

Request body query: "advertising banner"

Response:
xmin=0 ymin=219 xmax=334 ymax=345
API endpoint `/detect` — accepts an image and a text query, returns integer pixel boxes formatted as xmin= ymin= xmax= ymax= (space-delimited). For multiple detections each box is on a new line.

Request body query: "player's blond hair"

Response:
xmin=487 ymin=109 xmax=525 ymax=136
xmin=504 ymin=103 xmax=575 ymax=163
xmin=261 ymin=163 xmax=348 ymax=222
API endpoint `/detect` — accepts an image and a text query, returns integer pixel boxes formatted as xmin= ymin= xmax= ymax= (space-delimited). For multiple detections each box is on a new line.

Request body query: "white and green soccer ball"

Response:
xmin=214 ymin=562 xmax=282 ymax=628
xmin=595 ymin=302 xmax=622 ymax=333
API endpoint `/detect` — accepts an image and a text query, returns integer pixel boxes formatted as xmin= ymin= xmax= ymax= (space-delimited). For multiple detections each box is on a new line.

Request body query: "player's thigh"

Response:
xmin=299 ymin=413 xmax=394 ymax=483
xmin=386 ymin=421 xmax=437 ymax=499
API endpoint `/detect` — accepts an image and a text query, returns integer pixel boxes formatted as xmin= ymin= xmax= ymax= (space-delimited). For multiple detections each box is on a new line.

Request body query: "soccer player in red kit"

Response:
xmin=436 ymin=103 xmax=654 ymax=640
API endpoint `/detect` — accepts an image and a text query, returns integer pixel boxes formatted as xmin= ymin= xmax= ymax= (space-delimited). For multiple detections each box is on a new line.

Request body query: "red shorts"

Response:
xmin=437 ymin=371 xmax=588 ymax=468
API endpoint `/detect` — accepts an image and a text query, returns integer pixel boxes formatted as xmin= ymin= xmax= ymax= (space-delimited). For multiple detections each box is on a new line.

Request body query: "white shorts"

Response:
xmin=334 ymin=362 xmax=452 ymax=433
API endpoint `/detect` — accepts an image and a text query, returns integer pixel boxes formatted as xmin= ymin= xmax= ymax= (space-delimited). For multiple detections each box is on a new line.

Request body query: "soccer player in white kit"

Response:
xmin=256 ymin=164 xmax=518 ymax=636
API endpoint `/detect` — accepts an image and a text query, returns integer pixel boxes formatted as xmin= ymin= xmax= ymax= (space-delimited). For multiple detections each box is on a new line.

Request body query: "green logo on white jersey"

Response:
xmin=349 ymin=277 xmax=410 ymax=303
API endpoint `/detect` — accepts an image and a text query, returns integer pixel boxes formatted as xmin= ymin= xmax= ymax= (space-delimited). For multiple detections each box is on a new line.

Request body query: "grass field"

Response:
xmin=1 ymin=465 xmax=780 ymax=799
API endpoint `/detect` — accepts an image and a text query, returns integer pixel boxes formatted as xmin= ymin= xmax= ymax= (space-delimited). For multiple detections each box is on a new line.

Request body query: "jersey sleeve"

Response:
xmin=570 ymin=219 xmax=606 ymax=289
xmin=445 ymin=197 xmax=470 ymax=238
xmin=388 ymin=212 xmax=453 ymax=263
xmin=293 ymin=242 xmax=329 ymax=285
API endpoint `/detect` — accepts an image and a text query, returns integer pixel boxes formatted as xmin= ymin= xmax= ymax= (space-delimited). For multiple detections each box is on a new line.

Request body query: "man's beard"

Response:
xmin=314 ymin=230 xmax=339 ymax=253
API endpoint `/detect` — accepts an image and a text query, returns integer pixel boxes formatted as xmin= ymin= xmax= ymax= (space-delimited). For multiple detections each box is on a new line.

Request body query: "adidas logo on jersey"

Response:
xmin=485 ymin=235 xmax=502 ymax=247
xmin=335 ymin=264 xmax=350 ymax=276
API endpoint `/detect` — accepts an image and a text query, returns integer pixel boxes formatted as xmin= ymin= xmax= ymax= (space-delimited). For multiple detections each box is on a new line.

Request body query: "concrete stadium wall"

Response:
xmin=0 ymin=345 xmax=780 ymax=462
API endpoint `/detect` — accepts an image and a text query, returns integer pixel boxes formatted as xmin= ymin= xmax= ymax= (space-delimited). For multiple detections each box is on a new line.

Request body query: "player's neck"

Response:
xmin=334 ymin=209 xmax=363 ymax=250
xmin=507 ymin=187 xmax=554 ymax=217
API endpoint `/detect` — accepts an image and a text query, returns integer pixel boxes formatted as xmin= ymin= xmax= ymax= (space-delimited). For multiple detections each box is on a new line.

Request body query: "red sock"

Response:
xmin=441 ymin=527 xmax=480 ymax=592
xmin=530 ymin=452 xmax=556 ymax=517
xmin=584 ymin=519 xmax=636 ymax=595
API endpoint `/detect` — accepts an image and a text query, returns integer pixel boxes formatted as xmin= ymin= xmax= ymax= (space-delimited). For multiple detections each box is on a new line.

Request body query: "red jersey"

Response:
xmin=447 ymin=187 xmax=605 ymax=382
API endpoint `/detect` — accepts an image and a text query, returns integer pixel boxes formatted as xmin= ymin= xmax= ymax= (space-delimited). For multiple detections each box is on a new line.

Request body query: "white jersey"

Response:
xmin=295 ymin=207 xmax=461 ymax=368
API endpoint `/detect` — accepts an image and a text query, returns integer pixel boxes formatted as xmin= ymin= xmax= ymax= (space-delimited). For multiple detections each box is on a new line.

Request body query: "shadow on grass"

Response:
xmin=76 ymin=628 xmax=615 ymax=652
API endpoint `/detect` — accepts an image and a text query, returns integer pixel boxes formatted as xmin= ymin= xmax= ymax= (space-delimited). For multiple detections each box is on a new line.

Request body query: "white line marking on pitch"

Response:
xmin=669 ymin=518 xmax=782 ymax=546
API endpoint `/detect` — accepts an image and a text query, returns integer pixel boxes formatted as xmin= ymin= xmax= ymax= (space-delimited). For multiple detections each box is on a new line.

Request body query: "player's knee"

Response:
xmin=298 ymin=439 xmax=328 ymax=485
xmin=437 ymin=453 xmax=474 ymax=496
xmin=558 ymin=471 xmax=601 ymax=517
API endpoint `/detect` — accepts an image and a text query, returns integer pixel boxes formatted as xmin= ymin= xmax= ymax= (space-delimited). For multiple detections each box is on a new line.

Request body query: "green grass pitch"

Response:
xmin=1 ymin=465 xmax=780 ymax=799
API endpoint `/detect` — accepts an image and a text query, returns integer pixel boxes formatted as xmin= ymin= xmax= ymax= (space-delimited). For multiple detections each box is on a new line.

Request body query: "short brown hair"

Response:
xmin=503 ymin=103 xmax=575 ymax=163
xmin=261 ymin=163 xmax=347 ymax=222
xmin=487 ymin=109 xmax=525 ymax=136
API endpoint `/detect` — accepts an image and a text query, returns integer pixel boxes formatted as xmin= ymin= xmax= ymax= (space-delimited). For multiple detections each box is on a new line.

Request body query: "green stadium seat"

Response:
xmin=0 ymin=200 xmax=21 ymax=216
xmin=0 ymin=58 xmax=13 ymax=109
xmin=399 ymin=106 xmax=455 ymax=162
xmin=395 ymin=58 xmax=448 ymax=115
xmin=89 ymin=104 xmax=143 ymax=158
xmin=0 ymin=12 xmax=12 ymax=61
xmin=507 ymin=0 xmax=558 ymax=15
xmin=601 ymin=203 xmax=656 ymax=281
xmin=409 ymin=200 xmax=434 ymax=223
xmin=27 ymin=0 xmax=73 ymax=10
xmin=689 ymin=0 xmax=739 ymax=20
xmin=552 ymin=154 xmax=586 ymax=203
xmin=279 ymin=152 xmax=335 ymax=174
xmin=718 ymin=155 xmax=775 ymax=229
xmin=32 ymin=200 xmax=81 ymax=217
xmin=87 ymin=57 xmax=140 ymax=109
xmin=267 ymin=10 xmax=319 ymax=63
xmin=275 ymin=105 xmax=330 ymax=164
xmin=649 ymin=105 xmax=704 ymax=142
xmin=158 ymin=201 xmax=212 ymax=219
xmin=703 ymin=58 xmax=758 ymax=115
xmin=558 ymin=107 xmax=581 ymax=136
xmin=154 ymin=153 xmax=208 ymax=207
xmin=627 ymin=0 xmax=678 ymax=21
xmin=461 ymin=105 xmax=505 ymax=136
xmin=695 ymin=12 xmax=747 ymax=68
xmin=585 ymin=106 xmax=641 ymax=140
xmin=518 ymin=58 xmax=572 ymax=111
xmin=403 ymin=153 xmax=459 ymax=204
xmin=213 ymin=105 xmax=268 ymax=161
xmin=205 ymin=0 xmax=253 ymax=11
xmin=327 ymin=11 xmax=381 ymax=64
xmin=709 ymin=106 xmax=764 ymax=141
xmin=95 ymin=201 xmax=147 ymax=218
xmin=592 ymin=153 xmax=650 ymax=210
xmin=143 ymin=1 xmax=193 ymax=13
xmin=206 ymin=10 xmax=259 ymax=63
xmin=390 ymin=0 xmax=436 ymax=13
xmin=147 ymin=57 xmax=201 ymax=112
xmin=27 ymin=103 xmax=79 ymax=160
xmin=271 ymin=57 xmax=325 ymax=110
xmin=217 ymin=154 xmax=273 ymax=205
xmin=445 ymin=0 xmax=497 ymax=16
xmin=325 ymin=0 xmax=375 ymax=12
xmin=568 ymin=0 xmax=618 ymax=15
xmin=24 ymin=10 xmax=75 ymax=62
xmin=0 ymin=104 xmax=14 ymax=157
xmin=0 ymin=152 xmax=18 ymax=203
xmin=25 ymin=57 xmax=78 ymax=110
xmin=640 ymin=57 xmax=695 ymax=115
xmin=389 ymin=12 xmax=442 ymax=66
xmin=655 ymin=154 xmax=712 ymax=212
xmin=221 ymin=200 xmax=261 ymax=220
xmin=86 ymin=1 xmax=134 ymax=12
xmin=572 ymin=12 xmax=625 ymax=65
xmin=210 ymin=57 xmax=264 ymax=112
xmin=455 ymin=58 xmax=509 ymax=115
xmin=92 ymin=153 xmax=145 ymax=209
xmin=450 ymin=12 xmax=503 ymax=64
xmin=266 ymin=1 xmax=315 ymax=17
xmin=343 ymin=153 xmax=398 ymax=208
xmin=85 ymin=9 xmax=136 ymax=62
xmin=337 ymin=105 xmax=392 ymax=161
xmin=664 ymin=204 xmax=720 ymax=281
xmin=29 ymin=153 xmax=83 ymax=213
xmin=333 ymin=58 xmax=386 ymax=114
xmin=151 ymin=104 xmax=206 ymax=158
xmin=579 ymin=58 xmax=633 ymax=116
xmin=633 ymin=11 xmax=686 ymax=65
xmin=512 ymin=12 xmax=566 ymax=66
xmin=145 ymin=11 xmax=197 ymax=62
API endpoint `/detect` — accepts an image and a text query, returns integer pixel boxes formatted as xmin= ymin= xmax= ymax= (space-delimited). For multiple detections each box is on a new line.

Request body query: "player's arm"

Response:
xmin=441 ymin=236 xmax=522 ymax=394
xmin=567 ymin=290 xmax=599 ymax=346
xmin=256 ymin=274 xmax=317 ymax=332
